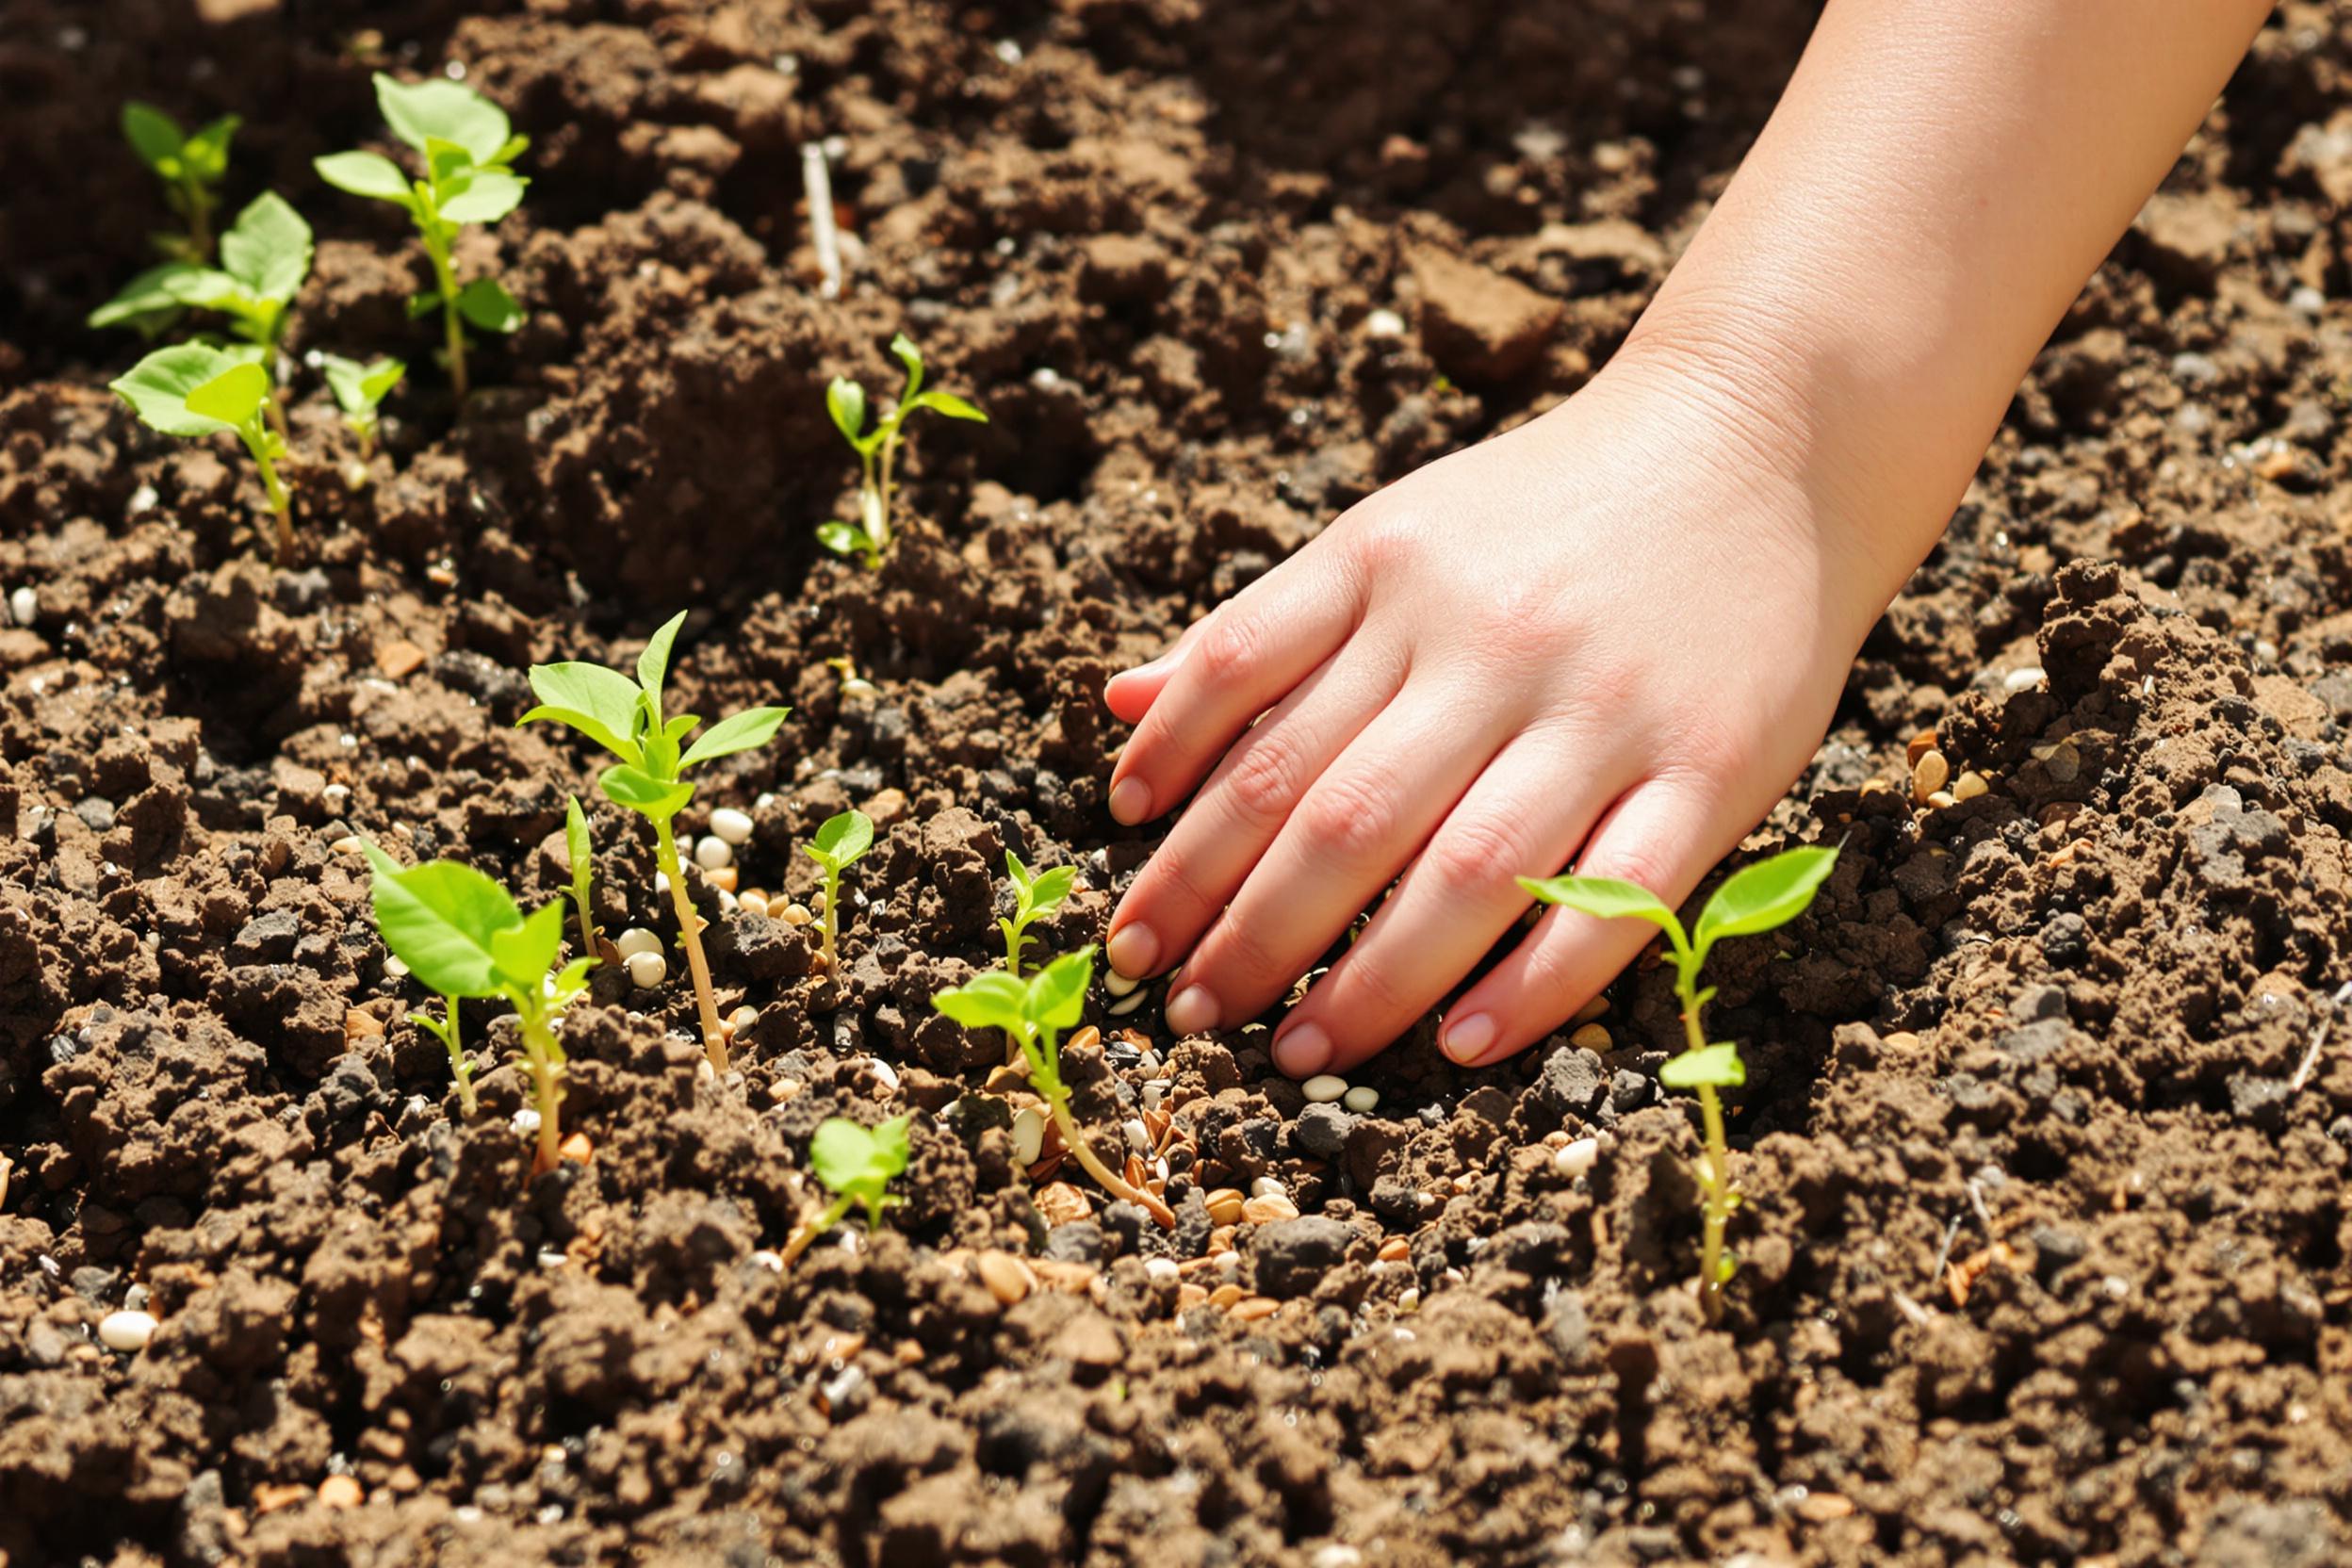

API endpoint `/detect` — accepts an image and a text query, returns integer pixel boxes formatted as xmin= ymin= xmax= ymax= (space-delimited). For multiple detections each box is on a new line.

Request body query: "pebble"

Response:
xmin=384 ymin=956 xmax=410 ymax=978
xmin=1342 ymin=1085 xmax=1380 ymax=1114
xmin=1364 ymin=307 xmax=1407 ymax=339
xmin=694 ymin=836 xmax=734 ymax=871
xmin=1569 ymin=1021 xmax=1610 ymax=1052
xmin=98 ymin=1310 xmax=158 ymax=1352
xmin=866 ymin=1057 xmax=899 ymax=1091
xmin=1554 ymin=1137 xmax=1600 ymax=1179
xmin=1250 ymin=1176 xmax=1288 ymax=1200
xmin=514 ymin=1108 xmax=542 ymax=1135
xmin=1011 ymin=1107 xmax=1046 ymax=1167
xmin=1123 ymin=1118 xmax=1152 ymax=1153
xmin=1952 ymin=771 xmax=1989 ymax=802
xmin=753 ymin=1250 xmax=784 ymax=1272
xmin=739 ymin=891 xmax=771 ymax=918
xmin=976 ymin=1250 xmax=1031 ymax=1305
xmin=318 ymin=1476 xmax=365 ymax=1511
xmin=709 ymin=807 xmax=754 ymax=846
xmin=1398 ymin=1287 xmax=1421 ymax=1312
xmin=614 ymin=927 xmax=662 ymax=960
xmin=1911 ymin=749 xmax=1951 ymax=803
xmin=2003 ymin=666 xmax=2047 ymax=694
xmin=1144 ymin=1256 xmax=1181 ymax=1283
xmin=8 ymin=587 xmax=35 ymax=629
xmin=1301 ymin=1074 xmax=1348 ymax=1104
xmin=727 ymin=1004 xmax=760 ymax=1033
xmin=626 ymin=951 xmax=668 ymax=988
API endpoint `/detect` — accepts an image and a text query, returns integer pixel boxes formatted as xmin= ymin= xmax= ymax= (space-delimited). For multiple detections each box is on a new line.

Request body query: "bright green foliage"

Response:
xmin=998 ymin=850 xmax=1075 ymax=977
xmin=518 ymin=612 xmax=789 ymax=1071
xmin=111 ymin=343 xmax=296 ymax=559
xmin=363 ymin=844 xmax=594 ymax=1167
xmin=90 ymin=192 xmax=313 ymax=351
xmin=818 ymin=333 xmax=988 ymax=568
xmin=563 ymin=794 xmax=601 ymax=962
xmin=320 ymin=352 xmax=406 ymax=457
xmin=315 ymin=73 xmax=529 ymax=400
xmin=804 ymin=808 xmax=874 ymax=969
xmin=935 ymin=947 xmax=1096 ymax=1106
xmin=1520 ymin=844 xmax=1838 ymax=1319
xmin=122 ymin=100 xmax=238 ymax=261
xmin=809 ymin=1115 xmax=911 ymax=1229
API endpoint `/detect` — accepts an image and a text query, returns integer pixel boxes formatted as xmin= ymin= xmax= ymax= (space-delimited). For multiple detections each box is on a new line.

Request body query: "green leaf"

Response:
xmin=807 ymin=809 xmax=874 ymax=871
xmin=455 ymin=276 xmax=523 ymax=333
xmin=487 ymin=900 xmax=565 ymax=994
xmin=816 ymin=521 xmax=871 ymax=560
xmin=488 ymin=133 xmax=531 ymax=169
xmin=315 ymin=150 xmax=416 ymax=206
xmin=441 ymin=170 xmax=528 ymax=226
xmin=679 ymin=706 xmax=791 ymax=771
xmin=1021 ymin=864 xmax=1076 ymax=920
xmin=88 ymin=263 xmax=202 ymax=331
xmin=157 ymin=267 xmax=243 ymax=312
xmin=636 ymin=612 xmax=688 ymax=697
xmin=890 ymin=333 xmax=924 ymax=400
xmin=122 ymin=101 xmax=184 ymax=172
xmin=366 ymin=850 xmax=524 ymax=999
xmin=520 ymin=661 xmax=643 ymax=759
xmin=1658 ymin=1043 xmax=1746 ymax=1090
xmin=1691 ymin=846 xmax=1838 ymax=960
xmin=219 ymin=191 xmax=313 ymax=303
xmin=322 ymin=353 xmax=405 ymax=417
xmin=825 ymin=377 xmax=867 ymax=444
xmin=375 ymin=73 xmax=513 ymax=166
xmin=110 ymin=343 xmax=244 ymax=437
xmin=809 ymin=1115 xmax=911 ymax=1208
xmin=1026 ymin=946 xmax=1095 ymax=1032
xmin=932 ymin=972 xmax=1027 ymax=1034
xmin=183 ymin=114 xmax=239 ymax=182
xmin=564 ymin=795 xmax=593 ymax=894
xmin=910 ymin=390 xmax=988 ymax=423
xmin=184 ymin=362 xmax=271 ymax=427
xmin=406 ymin=290 xmax=443 ymax=319
xmin=1517 ymin=874 xmax=1686 ymax=948
xmin=599 ymin=762 xmax=694 ymax=822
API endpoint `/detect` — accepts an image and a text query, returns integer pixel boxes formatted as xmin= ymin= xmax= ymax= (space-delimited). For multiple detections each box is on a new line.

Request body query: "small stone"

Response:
xmin=1250 ymin=1176 xmax=1288 ymax=1200
xmin=1795 ymin=1492 xmax=1854 ymax=1524
xmin=694 ymin=836 xmax=734 ymax=871
xmin=615 ymin=927 xmax=662 ymax=960
xmin=709 ymin=807 xmax=754 ymax=846
xmin=1243 ymin=1195 xmax=1301 ymax=1225
xmin=99 ymin=1310 xmax=158 ymax=1352
xmin=2003 ymin=666 xmax=2046 ymax=694
xmin=1036 ymin=1182 xmax=1095 ymax=1228
xmin=976 ymin=1250 xmax=1032 ymax=1305
xmin=727 ymin=1004 xmax=760 ymax=1033
xmin=1296 ymin=1102 xmax=1355 ymax=1159
xmin=1205 ymin=1188 xmax=1246 ymax=1225
xmin=318 ymin=1475 xmax=364 ymax=1511
xmin=1011 ymin=1107 xmax=1047 ymax=1167
xmin=1952 ymin=771 xmax=1989 ymax=802
xmin=514 ymin=1108 xmax=542 ymax=1135
xmin=1553 ymin=1137 xmax=1600 ymax=1179
xmin=626 ymin=951 xmax=668 ymax=988
xmin=1911 ymin=749 xmax=1951 ymax=803
xmin=1252 ymin=1215 xmax=1354 ymax=1298
xmin=1301 ymin=1074 xmax=1348 ymax=1104
xmin=1342 ymin=1085 xmax=1380 ymax=1113
xmin=559 ymin=1133 xmax=594 ymax=1165
xmin=1569 ymin=1021 xmax=1610 ymax=1052
xmin=8 ymin=587 xmax=36 ymax=628
xmin=1144 ymin=1256 xmax=1181 ymax=1283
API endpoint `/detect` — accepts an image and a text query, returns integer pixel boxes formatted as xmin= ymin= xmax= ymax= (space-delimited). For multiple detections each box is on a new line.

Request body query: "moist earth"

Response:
xmin=5 ymin=2 xmax=2352 ymax=1565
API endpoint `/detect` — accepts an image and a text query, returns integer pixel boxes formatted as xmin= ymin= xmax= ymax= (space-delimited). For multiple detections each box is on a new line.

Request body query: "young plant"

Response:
xmin=320 ymin=352 xmax=406 ymax=461
xmin=315 ymin=73 xmax=529 ymax=400
xmin=818 ymin=334 xmax=987 ymax=568
xmin=562 ymin=794 xmax=605 ymax=963
xmin=934 ymin=946 xmax=1176 ymax=1228
xmin=777 ymin=1115 xmax=909 ymax=1267
xmin=999 ymin=850 xmax=1075 ymax=977
xmin=111 ymin=345 xmax=295 ymax=562
xmin=364 ymin=846 xmax=594 ymax=1173
xmin=90 ymin=192 xmax=314 ymax=369
xmin=122 ymin=101 xmax=238 ymax=261
xmin=518 ymin=612 xmax=789 ymax=1074
xmin=1520 ymin=844 xmax=1838 ymax=1322
xmin=801 ymin=809 xmax=873 ymax=970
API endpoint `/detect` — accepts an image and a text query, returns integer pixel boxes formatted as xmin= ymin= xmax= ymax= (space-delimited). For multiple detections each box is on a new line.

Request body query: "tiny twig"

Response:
xmin=802 ymin=141 xmax=841 ymax=300
xmin=1929 ymin=1212 xmax=1964 ymax=1283
xmin=1966 ymin=1178 xmax=1996 ymax=1232
xmin=2289 ymin=981 xmax=2352 ymax=1094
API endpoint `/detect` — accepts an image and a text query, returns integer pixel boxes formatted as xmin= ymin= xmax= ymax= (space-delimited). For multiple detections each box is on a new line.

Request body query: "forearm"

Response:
xmin=1607 ymin=0 xmax=2266 ymax=621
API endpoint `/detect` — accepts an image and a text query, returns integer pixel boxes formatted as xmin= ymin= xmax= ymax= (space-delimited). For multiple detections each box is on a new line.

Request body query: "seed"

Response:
xmin=1012 ymin=1107 xmax=1046 ymax=1167
xmin=626 ymin=951 xmax=668 ymax=988
xmin=559 ymin=1132 xmax=594 ymax=1165
xmin=976 ymin=1250 xmax=1031 ymax=1306
xmin=1207 ymin=1282 xmax=1244 ymax=1309
xmin=708 ymin=866 xmax=739 ymax=893
xmin=1796 ymin=1492 xmax=1855 ymax=1523
xmin=1250 ymin=1176 xmax=1287 ymax=1200
xmin=332 ymin=836 xmax=368 ymax=857
xmin=1123 ymin=1118 xmax=1152 ymax=1153
xmin=1242 ymin=1195 xmax=1299 ymax=1224
xmin=1213 ymin=1249 xmax=1241 ymax=1270
xmin=384 ymin=955 xmax=410 ymax=978
xmin=781 ymin=904 xmax=812 ymax=926
xmin=728 ymin=1004 xmax=760 ymax=1033
xmin=2003 ymin=666 xmax=2046 ymax=694
xmin=98 ymin=1310 xmax=158 ymax=1352
xmin=1204 ymin=1188 xmax=1245 ymax=1225
xmin=1554 ymin=1137 xmax=1600 ymax=1179
xmin=740 ymin=890 xmax=771 ymax=918
xmin=1906 ymin=729 xmax=1939 ymax=766
xmin=1144 ymin=1257 xmax=1180 ymax=1283
xmin=1302 ymin=1074 xmax=1348 ymax=1104
xmin=1571 ymin=994 xmax=1610 ymax=1024
xmin=1343 ymin=1086 xmax=1380 ymax=1113
xmin=1377 ymin=1236 xmax=1411 ymax=1263
xmin=808 ymin=892 xmax=825 ymax=916
xmin=1569 ymin=1021 xmax=1610 ymax=1052
xmin=709 ymin=807 xmax=755 ymax=846
xmin=1035 ymin=1182 xmax=1094 ymax=1228
xmin=1926 ymin=790 xmax=1956 ymax=809
xmin=1068 ymin=1026 xmax=1101 ymax=1054
xmin=694 ymin=836 xmax=734 ymax=872
xmin=1952 ymin=771 xmax=1988 ymax=802
xmin=615 ymin=927 xmax=662 ymax=960
xmin=1176 ymin=1283 xmax=1209 ymax=1311
xmin=1103 ymin=969 xmax=1141 ymax=997
xmin=1107 ymin=990 xmax=1148 ymax=1016
xmin=1398 ymin=1287 xmax=1421 ymax=1312
xmin=1911 ymin=749 xmax=1951 ymax=803
xmin=8 ymin=586 xmax=36 ymax=628
xmin=1231 ymin=1297 xmax=1280 ymax=1321
xmin=318 ymin=1476 xmax=364 ymax=1511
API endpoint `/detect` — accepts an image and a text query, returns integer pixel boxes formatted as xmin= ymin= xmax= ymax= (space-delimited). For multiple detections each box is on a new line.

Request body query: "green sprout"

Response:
xmin=934 ymin=946 xmax=1174 ymax=1228
xmin=90 ymin=192 xmax=313 ymax=372
xmin=999 ymin=850 xmax=1074 ymax=977
xmin=562 ymin=794 xmax=603 ymax=964
xmin=777 ymin=1115 xmax=909 ymax=1267
xmin=121 ymin=101 xmax=238 ymax=261
xmin=111 ymin=345 xmax=295 ymax=562
xmin=1520 ymin=844 xmax=1838 ymax=1322
xmin=315 ymin=73 xmax=529 ymax=401
xmin=803 ymin=809 xmax=873 ymax=971
xmin=518 ymin=612 xmax=789 ymax=1075
xmin=818 ymin=334 xmax=988 ymax=568
xmin=320 ymin=352 xmax=406 ymax=462
xmin=364 ymin=846 xmax=594 ymax=1174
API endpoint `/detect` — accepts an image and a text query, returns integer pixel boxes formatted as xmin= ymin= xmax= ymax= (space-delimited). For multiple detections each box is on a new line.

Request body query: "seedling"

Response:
xmin=409 ymin=994 xmax=476 ymax=1115
xmin=1521 ymin=844 xmax=1838 ymax=1322
xmin=562 ymin=795 xmax=605 ymax=963
xmin=803 ymin=809 xmax=873 ymax=970
xmin=818 ymin=334 xmax=987 ymax=567
xmin=518 ymin=612 xmax=790 ymax=1073
xmin=934 ymin=947 xmax=1175 ymax=1228
xmin=316 ymin=73 xmax=529 ymax=400
xmin=111 ymin=345 xmax=295 ymax=562
xmin=122 ymin=100 xmax=237 ymax=261
xmin=364 ymin=846 xmax=594 ymax=1173
xmin=999 ymin=850 xmax=1075 ymax=977
xmin=777 ymin=1115 xmax=909 ymax=1267
xmin=90 ymin=192 xmax=314 ymax=369
xmin=320 ymin=352 xmax=406 ymax=460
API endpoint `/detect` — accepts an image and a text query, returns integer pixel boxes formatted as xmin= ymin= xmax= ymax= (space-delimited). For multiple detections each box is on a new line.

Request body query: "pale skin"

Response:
xmin=1100 ymin=0 xmax=2271 ymax=1078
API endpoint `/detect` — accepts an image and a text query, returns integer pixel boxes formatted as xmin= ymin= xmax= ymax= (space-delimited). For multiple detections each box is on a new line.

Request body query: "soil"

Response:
xmin=5 ymin=2 xmax=2352 ymax=1565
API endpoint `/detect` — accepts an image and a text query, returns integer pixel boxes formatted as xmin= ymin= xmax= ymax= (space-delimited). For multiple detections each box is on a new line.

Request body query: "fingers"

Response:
xmin=1266 ymin=727 xmax=1635 ymax=1078
xmin=1438 ymin=778 xmax=1722 ymax=1068
xmin=1102 ymin=614 xmax=1216 ymax=727
xmin=1105 ymin=643 xmax=1402 ymax=981
xmin=1159 ymin=687 xmax=1510 ymax=1038
xmin=1103 ymin=554 xmax=1364 ymax=826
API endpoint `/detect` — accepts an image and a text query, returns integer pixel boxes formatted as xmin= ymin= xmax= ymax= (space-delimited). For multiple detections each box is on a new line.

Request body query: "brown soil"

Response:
xmin=6 ymin=3 xmax=2352 ymax=1565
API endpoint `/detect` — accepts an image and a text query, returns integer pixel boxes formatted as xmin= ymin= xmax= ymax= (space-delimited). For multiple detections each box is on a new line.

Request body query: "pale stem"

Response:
xmin=1048 ymin=1095 xmax=1176 ymax=1229
xmin=239 ymin=422 xmax=294 ymax=563
xmin=656 ymin=818 xmax=729 ymax=1074
xmin=777 ymin=1193 xmax=854 ymax=1268
xmin=1675 ymin=962 xmax=1733 ymax=1323
xmin=428 ymin=241 xmax=468 ymax=401
xmin=445 ymin=997 xmax=478 ymax=1116
xmin=521 ymin=1015 xmax=564 ymax=1176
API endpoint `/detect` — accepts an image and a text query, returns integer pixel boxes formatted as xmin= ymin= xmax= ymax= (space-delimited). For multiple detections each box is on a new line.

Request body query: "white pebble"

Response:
xmin=727 ymin=1004 xmax=760 ymax=1033
xmin=1364 ymin=307 xmax=1407 ymax=340
xmin=128 ymin=482 xmax=158 ymax=515
xmin=1250 ymin=1176 xmax=1287 ymax=1200
xmin=753 ymin=1250 xmax=784 ymax=1272
xmin=8 ymin=587 xmax=35 ymax=629
xmin=2254 ymin=639 xmax=2278 ymax=664
xmin=866 ymin=1057 xmax=900 ymax=1091
xmin=384 ymin=956 xmax=410 ymax=978
xmin=694 ymin=836 xmax=734 ymax=871
xmin=709 ymin=807 xmax=755 ymax=846
xmin=655 ymin=871 xmax=670 ymax=896
xmin=1145 ymin=1256 xmax=1180 ymax=1283
xmin=1011 ymin=1106 xmax=1046 ymax=1167
xmin=1553 ymin=1137 xmax=1600 ymax=1179
xmin=1343 ymin=1086 xmax=1380 ymax=1114
xmin=1397 ymin=1287 xmax=1421 ymax=1312
xmin=626 ymin=950 xmax=668 ymax=988
xmin=1123 ymin=1118 xmax=1152 ymax=1153
xmin=2003 ymin=666 xmax=2047 ymax=694
xmin=1103 ymin=969 xmax=1141 ymax=997
xmin=1301 ymin=1074 xmax=1348 ymax=1104
xmin=513 ymin=1108 xmax=542 ymax=1135
xmin=1213 ymin=1250 xmax=1241 ymax=1271
xmin=757 ymin=792 xmax=778 ymax=809
xmin=98 ymin=1310 xmax=157 ymax=1352
xmin=537 ymin=1250 xmax=568 ymax=1269
xmin=614 ymin=927 xmax=662 ymax=960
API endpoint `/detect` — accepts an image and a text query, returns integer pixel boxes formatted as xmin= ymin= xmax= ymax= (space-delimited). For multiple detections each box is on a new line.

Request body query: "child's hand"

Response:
xmin=1101 ymin=358 xmax=1881 ymax=1077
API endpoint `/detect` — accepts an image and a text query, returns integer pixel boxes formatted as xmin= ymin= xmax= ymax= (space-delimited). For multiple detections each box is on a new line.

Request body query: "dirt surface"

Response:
xmin=6 ymin=2 xmax=2352 ymax=1564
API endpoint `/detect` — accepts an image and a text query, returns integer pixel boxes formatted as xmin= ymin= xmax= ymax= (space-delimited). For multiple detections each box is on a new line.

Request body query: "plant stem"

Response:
xmin=777 ymin=1193 xmax=854 ymax=1268
xmin=185 ymin=180 xmax=214 ymax=261
xmin=820 ymin=866 xmax=841 ymax=968
xmin=877 ymin=432 xmax=899 ymax=552
xmin=1675 ymin=965 xmax=1732 ymax=1323
xmin=656 ymin=818 xmax=729 ymax=1074
xmin=521 ymin=1014 xmax=565 ymax=1176
xmin=428 ymin=241 xmax=468 ymax=401
xmin=1046 ymin=1093 xmax=1176 ymax=1228
xmin=573 ymin=890 xmax=598 ymax=966
xmin=443 ymin=997 xmax=478 ymax=1116
xmin=240 ymin=423 xmax=295 ymax=563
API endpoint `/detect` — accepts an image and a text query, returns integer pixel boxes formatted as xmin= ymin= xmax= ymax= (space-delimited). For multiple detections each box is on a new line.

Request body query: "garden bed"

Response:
xmin=5 ymin=2 xmax=2352 ymax=1564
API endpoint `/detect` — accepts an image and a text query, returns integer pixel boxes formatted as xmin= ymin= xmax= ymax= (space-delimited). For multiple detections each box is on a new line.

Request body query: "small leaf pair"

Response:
xmin=319 ymin=352 xmax=407 ymax=460
xmin=818 ymin=334 xmax=988 ymax=568
xmin=122 ymin=101 xmax=238 ymax=261
xmin=803 ymin=809 xmax=874 ymax=970
xmin=999 ymin=850 xmax=1075 ymax=978
xmin=111 ymin=343 xmax=295 ymax=560
xmin=90 ymin=191 xmax=313 ymax=352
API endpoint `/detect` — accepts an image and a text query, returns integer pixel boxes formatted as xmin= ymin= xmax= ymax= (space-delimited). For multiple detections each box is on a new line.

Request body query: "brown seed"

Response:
xmin=1124 ymin=1153 xmax=1148 ymax=1189
xmin=1204 ymin=1189 xmax=1246 ymax=1226
xmin=1906 ymin=729 xmax=1938 ymax=766
xmin=708 ymin=866 xmax=739 ymax=893
xmin=1242 ymin=1195 xmax=1300 ymax=1225
xmin=1206 ymin=1282 xmax=1244 ymax=1310
xmin=559 ymin=1132 xmax=594 ymax=1166
xmin=1176 ymin=1283 xmax=1210 ymax=1311
xmin=1231 ymin=1297 xmax=1280 ymax=1321
xmin=375 ymin=640 xmax=428 ymax=680
xmin=1911 ymin=749 xmax=1951 ymax=803
xmin=1952 ymin=770 xmax=1989 ymax=802
xmin=781 ymin=903 xmax=812 ymax=925
xmin=1571 ymin=994 xmax=1609 ymax=1025
xmin=344 ymin=1008 xmax=384 ymax=1043
xmin=1569 ymin=1021 xmax=1610 ymax=1052
xmin=1795 ymin=1492 xmax=1855 ymax=1523
xmin=1926 ymin=790 xmax=1956 ymax=809
xmin=318 ymin=1475 xmax=364 ymax=1511
xmin=1035 ymin=1182 xmax=1095 ymax=1228
xmin=976 ymin=1250 xmax=1032 ymax=1306
xmin=1067 ymin=1025 xmax=1101 ymax=1054
xmin=253 ymin=1482 xmax=309 ymax=1515
xmin=1377 ymin=1236 xmax=1411 ymax=1263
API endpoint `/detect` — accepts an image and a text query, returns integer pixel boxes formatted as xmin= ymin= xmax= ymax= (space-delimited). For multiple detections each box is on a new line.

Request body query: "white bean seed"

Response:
xmin=1553 ymin=1137 xmax=1600 ymax=1179
xmin=1012 ymin=1107 xmax=1046 ymax=1167
xmin=694 ymin=836 xmax=734 ymax=871
xmin=710 ymin=807 xmax=755 ymax=846
xmin=1343 ymin=1086 xmax=1380 ymax=1113
xmin=1301 ymin=1074 xmax=1348 ymax=1104
xmin=614 ymin=927 xmax=662 ymax=959
xmin=626 ymin=951 xmax=668 ymax=988
xmin=99 ymin=1310 xmax=157 ymax=1352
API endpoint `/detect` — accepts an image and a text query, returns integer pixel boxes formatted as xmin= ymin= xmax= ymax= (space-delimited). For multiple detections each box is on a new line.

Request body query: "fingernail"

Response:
xmin=1108 ymin=777 xmax=1152 ymax=825
xmin=1165 ymin=983 xmax=1218 ymax=1035
xmin=1441 ymin=1011 xmax=1494 ymax=1065
xmin=1273 ymin=1021 xmax=1332 ymax=1078
xmin=1106 ymin=923 xmax=1160 ymax=978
